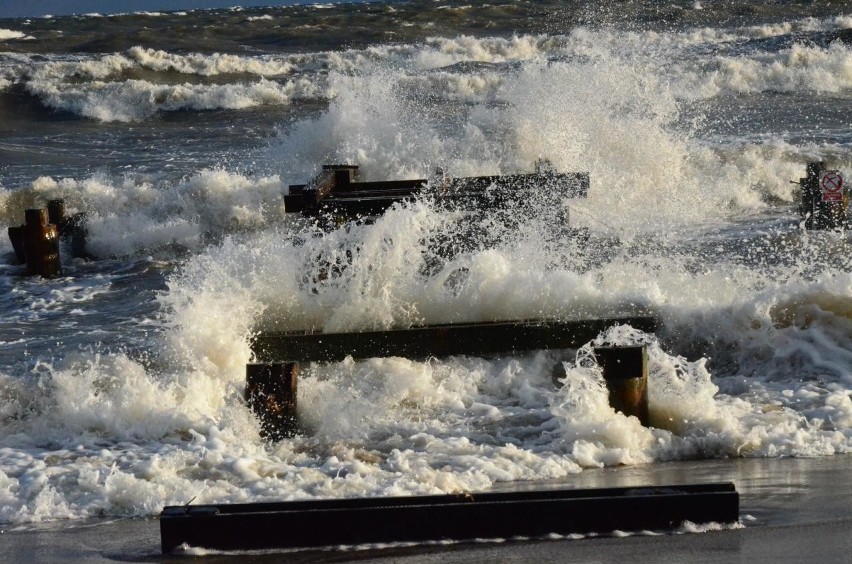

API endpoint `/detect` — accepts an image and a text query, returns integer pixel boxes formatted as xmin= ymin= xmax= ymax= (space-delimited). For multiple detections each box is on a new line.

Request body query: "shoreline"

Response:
xmin=2 ymin=455 xmax=850 ymax=562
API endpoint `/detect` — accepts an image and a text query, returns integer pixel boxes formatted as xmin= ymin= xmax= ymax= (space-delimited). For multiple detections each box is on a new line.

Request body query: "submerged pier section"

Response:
xmin=249 ymin=163 xmax=652 ymax=441
xmin=164 ymin=165 xmax=738 ymax=555
xmin=284 ymin=162 xmax=589 ymax=219
xmin=247 ymin=316 xmax=658 ymax=441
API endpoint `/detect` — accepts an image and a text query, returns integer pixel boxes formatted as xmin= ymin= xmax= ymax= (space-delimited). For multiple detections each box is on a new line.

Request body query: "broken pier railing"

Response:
xmin=247 ymin=316 xmax=659 ymax=441
xmin=284 ymin=162 xmax=589 ymax=220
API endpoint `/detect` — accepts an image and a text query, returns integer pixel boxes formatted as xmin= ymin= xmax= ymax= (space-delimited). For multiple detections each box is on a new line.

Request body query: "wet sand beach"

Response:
xmin=2 ymin=455 xmax=849 ymax=563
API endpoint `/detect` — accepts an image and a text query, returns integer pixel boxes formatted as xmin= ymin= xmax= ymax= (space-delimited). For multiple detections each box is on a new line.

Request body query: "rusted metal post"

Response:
xmin=245 ymin=363 xmax=299 ymax=441
xmin=23 ymin=209 xmax=62 ymax=278
xmin=594 ymin=345 xmax=649 ymax=426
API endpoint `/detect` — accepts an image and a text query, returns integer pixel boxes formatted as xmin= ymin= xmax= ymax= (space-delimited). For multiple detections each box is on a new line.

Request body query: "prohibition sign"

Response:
xmin=820 ymin=170 xmax=844 ymax=202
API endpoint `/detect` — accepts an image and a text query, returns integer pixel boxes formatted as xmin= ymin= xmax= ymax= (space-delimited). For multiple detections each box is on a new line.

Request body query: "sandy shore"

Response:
xmin=2 ymin=455 xmax=850 ymax=563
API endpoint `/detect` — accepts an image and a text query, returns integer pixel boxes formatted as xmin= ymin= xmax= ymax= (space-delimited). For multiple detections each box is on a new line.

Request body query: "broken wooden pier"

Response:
xmin=247 ymin=316 xmax=658 ymax=440
xmin=284 ymin=163 xmax=589 ymax=220
xmin=247 ymin=164 xmax=654 ymax=439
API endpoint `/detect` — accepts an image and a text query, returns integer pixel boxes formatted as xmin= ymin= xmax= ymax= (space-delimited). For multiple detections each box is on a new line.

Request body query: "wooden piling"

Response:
xmin=47 ymin=199 xmax=68 ymax=236
xmin=594 ymin=345 xmax=649 ymax=426
xmin=7 ymin=226 xmax=26 ymax=264
xmin=23 ymin=209 xmax=62 ymax=278
xmin=245 ymin=363 xmax=299 ymax=441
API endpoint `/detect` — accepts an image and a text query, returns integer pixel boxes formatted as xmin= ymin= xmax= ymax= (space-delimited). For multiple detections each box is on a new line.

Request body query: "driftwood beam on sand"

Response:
xmin=251 ymin=316 xmax=659 ymax=363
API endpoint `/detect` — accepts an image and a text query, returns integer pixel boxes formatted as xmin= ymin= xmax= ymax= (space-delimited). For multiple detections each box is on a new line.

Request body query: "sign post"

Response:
xmin=820 ymin=170 xmax=844 ymax=202
xmin=799 ymin=163 xmax=848 ymax=230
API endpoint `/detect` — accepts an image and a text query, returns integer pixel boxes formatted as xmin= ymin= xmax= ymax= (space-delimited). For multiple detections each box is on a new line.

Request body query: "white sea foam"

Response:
xmin=125 ymin=46 xmax=295 ymax=77
xmin=0 ymin=170 xmax=290 ymax=256
xmin=27 ymin=76 xmax=324 ymax=122
xmin=0 ymin=218 xmax=848 ymax=523
xmin=413 ymin=35 xmax=561 ymax=69
xmin=0 ymin=13 xmax=850 ymax=528
xmin=12 ymin=15 xmax=852 ymax=122
xmin=679 ymin=42 xmax=852 ymax=99
xmin=0 ymin=29 xmax=33 ymax=41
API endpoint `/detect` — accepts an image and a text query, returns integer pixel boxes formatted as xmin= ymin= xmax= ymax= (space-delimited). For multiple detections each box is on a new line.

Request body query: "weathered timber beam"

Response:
xmin=284 ymin=172 xmax=589 ymax=214
xmin=284 ymin=165 xmax=359 ymax=213
xmin=446 ymin=172 xmax=589 ymax=197
xmin=160 ymin=481 xmax=739 ymax=552
xmin=251 ymin=316 xmax=659 ymax=363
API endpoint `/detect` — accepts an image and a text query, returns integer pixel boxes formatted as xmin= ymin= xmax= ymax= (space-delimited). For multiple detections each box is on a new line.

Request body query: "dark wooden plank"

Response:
xmin=284 ymin=172 xmax=589 ymax=215
xmin=160 ymin=482 xmax=739 ymax=552
xmin=251 ymin=316 xmax=659 ymax=363
xmin=335 ymin=178 xmax=427 ymax=193
xmin=447 ymin=172 xmax=589 ymax=197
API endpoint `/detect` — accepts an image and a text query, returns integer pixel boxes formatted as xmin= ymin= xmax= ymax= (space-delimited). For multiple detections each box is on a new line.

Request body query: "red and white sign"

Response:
xmin=820 ymin=170 xmax=844 ymax=202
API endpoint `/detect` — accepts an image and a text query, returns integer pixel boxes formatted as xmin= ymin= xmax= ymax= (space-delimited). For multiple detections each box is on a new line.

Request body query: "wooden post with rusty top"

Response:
xmin=245 ymin=363 xmax=299 ymax=441
xmin=19 ymin=209 xmax=63 ymax=278
xmin=594 ymin=345 xmax=649 ymax=426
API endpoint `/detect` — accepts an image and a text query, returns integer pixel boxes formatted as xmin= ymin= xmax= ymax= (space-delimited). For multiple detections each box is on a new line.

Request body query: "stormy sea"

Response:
xmin=0 ymin=0 xmax=850 ymax=553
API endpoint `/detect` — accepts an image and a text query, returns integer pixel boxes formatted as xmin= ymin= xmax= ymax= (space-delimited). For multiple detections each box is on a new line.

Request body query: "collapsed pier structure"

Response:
xmin=175 ymin=163 xmax=740 ymax=552
xmin=247 ymin=161 xmax=650 ymax=441
xmin=4 ymin=162 xmax=747 ymax=550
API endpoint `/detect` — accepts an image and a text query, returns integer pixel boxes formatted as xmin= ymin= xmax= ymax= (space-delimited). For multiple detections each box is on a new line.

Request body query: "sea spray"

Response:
xmin=0 ymin=5 xmax=850 ymax=527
